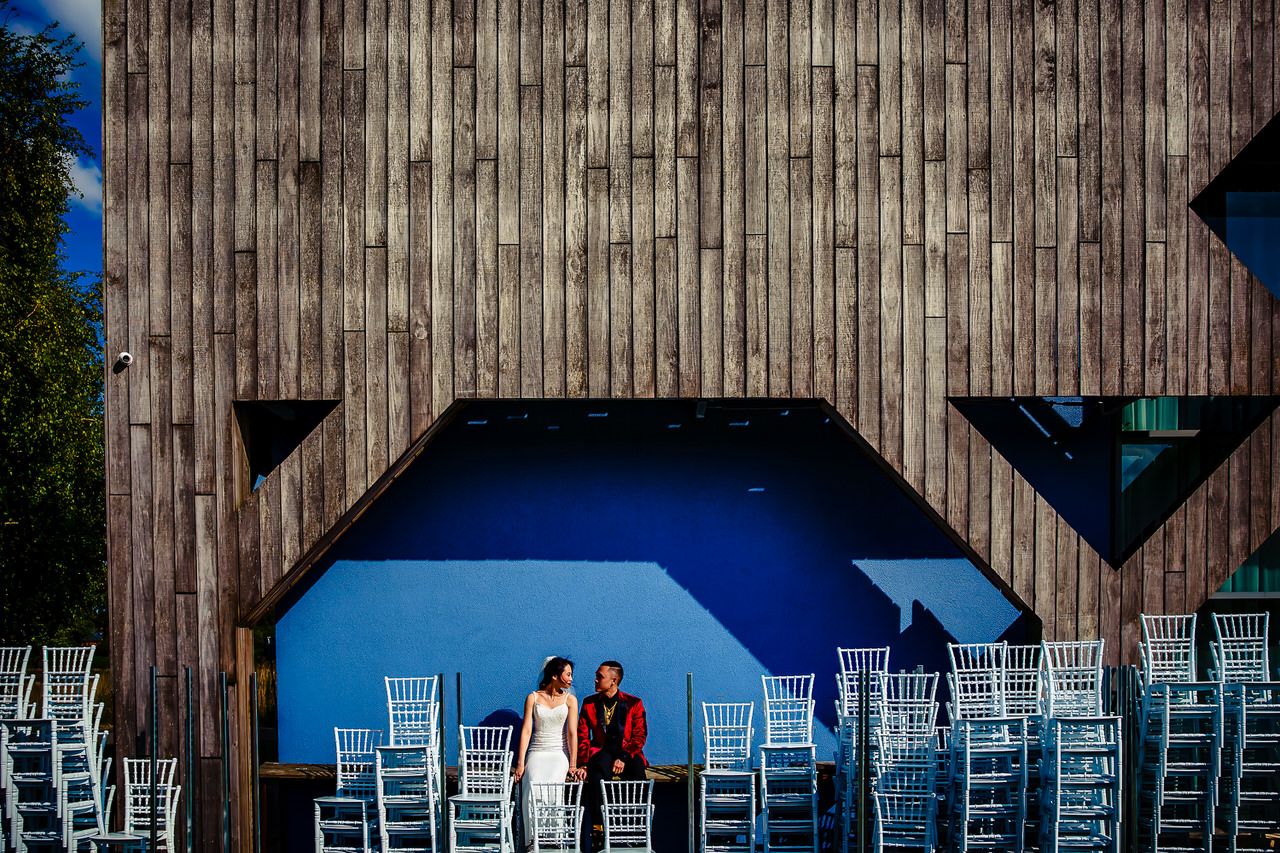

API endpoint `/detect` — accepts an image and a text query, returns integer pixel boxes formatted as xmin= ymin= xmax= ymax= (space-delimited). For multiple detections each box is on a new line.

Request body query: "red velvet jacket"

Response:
xmin=577 ymin=690 xmax=648 ymax=767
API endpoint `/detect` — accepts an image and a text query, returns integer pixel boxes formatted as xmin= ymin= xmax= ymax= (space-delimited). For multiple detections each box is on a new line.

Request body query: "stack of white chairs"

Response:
xmin=2 ymin=718 xmax=60 ymax=851
xmin=122 ymin=758 xmax=181 ymax=852
xmin=599 ymin=780 xmax=653 ymax=853
xmin=315 ymin=728 xmax=381 ymax=853
xmin=1221 ymin=681 xmax=1280 ymax=853
xmin=946 ymin=643 xmax=1028 ymax=853
xmin=759 ymin=675 xmax=818 ymax=853
xmin=449 ymin=725 xmax=514 ymax=853
xmin=0 ymin=647 xmax=114 ymax=852
xmin=1038 ymin=640 xmax=1121 ymax=853
xmin=1135 ymin=614 xmax=1220 ymax=853
xmin=931 ymin=726 xmax=950 ymax=834
xmin=835 ymin=648 xmax=889 ymax=853
xmin=699 ymin=703 xmax=755 ymax=853
xmin=379 ymin=676 xmax=442 ymax=853
xmin=377 ymin=743 xmax=439 ymax=853
xmin=48 ymin=646 xmax=110 ymax=851
xmin=0 ymin=648 xmax=36 ymax=720
xmin=871 ymin=672 xmax=939 ymax=853
xmin=0 ymin=647 xmax=33 ymax=850
xmin=1214 ymin=613 xmax=1279 ymax=852
xmin=528 ymin=781 xmax=583 ymax=853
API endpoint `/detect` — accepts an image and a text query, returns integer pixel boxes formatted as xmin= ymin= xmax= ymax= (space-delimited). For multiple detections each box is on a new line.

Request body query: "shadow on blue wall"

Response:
xmin=275 ymin=400 xmax=1029 ymax=766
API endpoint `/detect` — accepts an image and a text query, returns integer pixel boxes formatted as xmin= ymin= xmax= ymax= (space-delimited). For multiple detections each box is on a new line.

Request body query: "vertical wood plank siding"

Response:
xmin=103 ymin=0 xmax=1279 ymax=844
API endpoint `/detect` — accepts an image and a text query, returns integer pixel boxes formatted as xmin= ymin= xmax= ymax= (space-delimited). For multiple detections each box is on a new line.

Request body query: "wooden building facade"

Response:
xmin=102 ymin=0 xmax=1280 ymax=845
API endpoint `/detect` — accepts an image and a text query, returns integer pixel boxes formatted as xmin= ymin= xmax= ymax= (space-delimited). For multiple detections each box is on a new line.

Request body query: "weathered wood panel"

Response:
xmin=104 ymin=0 xmax=1280 ymax=845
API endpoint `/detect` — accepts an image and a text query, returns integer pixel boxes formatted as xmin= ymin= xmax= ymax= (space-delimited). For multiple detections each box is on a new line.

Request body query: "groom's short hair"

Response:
xmin=602 ymin=660 xmax=624 ymax=682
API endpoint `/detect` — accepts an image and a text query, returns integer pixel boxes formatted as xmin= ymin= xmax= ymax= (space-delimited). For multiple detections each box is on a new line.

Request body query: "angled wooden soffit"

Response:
xmin=243 ymin=399 xmax=470 ymax=625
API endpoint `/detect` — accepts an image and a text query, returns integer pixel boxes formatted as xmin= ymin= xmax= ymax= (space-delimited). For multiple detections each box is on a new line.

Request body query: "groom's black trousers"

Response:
xmin=586 ymin=748 xmax=647 ymax=787
xmin=583 ymin=749 xmax=647 ymax=850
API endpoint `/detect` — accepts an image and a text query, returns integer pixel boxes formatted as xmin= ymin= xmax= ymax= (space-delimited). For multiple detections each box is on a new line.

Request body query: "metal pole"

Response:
xmin=856 ymin=670 xmax=869 ymax=853
xmin=687 ymin=672 xmax=695 ymax=853
xmin=151 ymin=665 xmax=159 ymax=853
xmin=185 ymin=665 xmax=194 ymax=853
xmin=251 ymin=670 xmax=262 ymax=853
xmin=458 ymin=671 xmax=463 ymax=845
xmin=439 ymin=672 xmax=447 ymax=841
xmin=221 ymin=671 xmax=230 ymax=853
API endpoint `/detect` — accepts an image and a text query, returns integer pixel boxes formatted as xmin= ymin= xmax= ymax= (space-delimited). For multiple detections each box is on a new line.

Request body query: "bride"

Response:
xmin=514 ymin=657 xmax=584 ymax=849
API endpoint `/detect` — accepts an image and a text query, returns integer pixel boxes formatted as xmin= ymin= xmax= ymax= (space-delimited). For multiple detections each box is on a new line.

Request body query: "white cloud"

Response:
xmin=66 ymin=156 xmax=102 ymax=214
xmin=37 ymin=0 xmax=101 ymax=63
xmin=7 ymin=19 xmax=40 ymax=38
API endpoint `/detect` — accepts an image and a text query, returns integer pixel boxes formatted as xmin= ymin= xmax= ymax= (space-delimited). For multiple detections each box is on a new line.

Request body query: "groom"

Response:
xmin=576 ymin=661 xmax=647 ymax=845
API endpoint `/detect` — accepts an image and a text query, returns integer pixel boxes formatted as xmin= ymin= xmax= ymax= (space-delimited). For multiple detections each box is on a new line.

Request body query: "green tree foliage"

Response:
xmin=0 ymin=4 xmax=105 ymax=645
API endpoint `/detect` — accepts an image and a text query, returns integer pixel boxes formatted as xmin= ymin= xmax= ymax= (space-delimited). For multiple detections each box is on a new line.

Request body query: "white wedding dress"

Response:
xmin=521 ymin=701 xmax=571 ymax=848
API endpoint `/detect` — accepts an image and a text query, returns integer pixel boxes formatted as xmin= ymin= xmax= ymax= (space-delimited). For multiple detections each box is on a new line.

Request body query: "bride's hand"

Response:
xmin=514 ymin=764 xmax=525 ymax=782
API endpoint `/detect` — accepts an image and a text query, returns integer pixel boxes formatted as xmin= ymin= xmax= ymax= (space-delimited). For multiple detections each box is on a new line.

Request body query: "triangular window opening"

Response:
xmin=1216 ymin=525 xmax=1280 ymax=599
xmin=1190 ymin=110 xmax=1280 ymax=298
xmin=234 ymin=400 xmax=339 ymax=491
xmin=954 ymin=396 xmax=1280 ymax=568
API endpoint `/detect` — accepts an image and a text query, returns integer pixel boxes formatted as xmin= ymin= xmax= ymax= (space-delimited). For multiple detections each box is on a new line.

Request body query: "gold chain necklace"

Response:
xmin=602 ymin=700 xmax=617 ymax=726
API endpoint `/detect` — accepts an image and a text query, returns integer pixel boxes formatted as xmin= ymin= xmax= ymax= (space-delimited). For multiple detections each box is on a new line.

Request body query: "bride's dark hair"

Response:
xmin=539 ymin=657 xmax=574 ymax=689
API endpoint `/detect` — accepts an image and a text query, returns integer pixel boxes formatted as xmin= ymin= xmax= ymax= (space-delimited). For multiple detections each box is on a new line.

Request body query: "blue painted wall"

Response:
xmin=275 ymin=401 xmax=1026 ymax=766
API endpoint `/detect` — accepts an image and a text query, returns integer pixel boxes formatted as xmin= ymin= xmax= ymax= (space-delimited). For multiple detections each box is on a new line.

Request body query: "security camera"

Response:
xmin=112 ymin=352 xmax=133 ymax=374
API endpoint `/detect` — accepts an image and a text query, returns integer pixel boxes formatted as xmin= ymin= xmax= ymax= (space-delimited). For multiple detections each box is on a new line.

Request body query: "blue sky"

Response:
xmin=8 ymin=0 xmax=102 ymax=279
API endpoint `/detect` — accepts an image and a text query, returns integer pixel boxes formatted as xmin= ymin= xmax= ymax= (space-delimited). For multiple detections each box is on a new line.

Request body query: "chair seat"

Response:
xmin=450 ymin=794 xmax=511 ymax=806
xmin=700 ymin=769 xmax=753 ymax=779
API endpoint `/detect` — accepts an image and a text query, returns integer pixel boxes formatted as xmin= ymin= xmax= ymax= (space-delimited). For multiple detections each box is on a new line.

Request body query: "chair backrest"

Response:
xmin=837 ymin=647 xmax=891 ymax=716
xmin=1001 ymin=644 xmax=1043 ymax=717
xmin=947 ymin=643 xmax=1007 ymax=720
xmin=1212 ymin=613 xmax=1270 ymax=682
xmin=459 ymin=725 xmax=514 ymax=796
xmin=1140 ymin=614 xmax=1197 ymax=684
xmin=701 ymin=703 xmax=753 ymax=771
xmin=529 ymin=781 xmax=583 ymax=852
xmin=872 ymin=733 xmax=936 ymax=795
xmin=123 ymin=757 xmax=179 ymax=832
xmin=385 ymin=676 xmax=440 ymax=747
xmin=460 ymin=724 xmax=513 ymax=753
xmin=872 ymin=791 xmax=935 ymax=827
xmin=0 ymin=647 xmax=31 ymax=719
xmin=334 ymin=728 xmax=380 ymax=800
xmin=761 ymin=674 xmax=815 ymax=745
xmin=42 ymin=645 xmax=95 ymax=720
xmin=877 ymin=673 xmax=939 ymax=736
xmin=1042 ymin=640 xmax=1105 ymax=717
xmin=600 ymin=779 xmax=653 ymax=850
xmin=459 ymin=748 xmax=512 ymax=797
